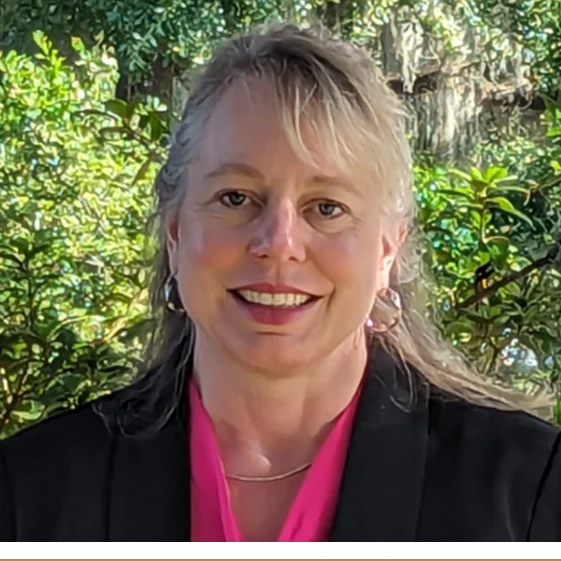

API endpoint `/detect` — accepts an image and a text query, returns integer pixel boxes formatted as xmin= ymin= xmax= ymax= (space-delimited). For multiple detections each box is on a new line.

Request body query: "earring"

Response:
xmin=164 ymin=273 xmax=185 ymax=314
xmin=368 ymin=287 xmax=402 ymax=333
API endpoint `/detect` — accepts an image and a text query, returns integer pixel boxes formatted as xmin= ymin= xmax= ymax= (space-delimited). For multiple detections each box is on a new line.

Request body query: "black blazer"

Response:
xmin=1 ymin=348 xmax=560 ymax=541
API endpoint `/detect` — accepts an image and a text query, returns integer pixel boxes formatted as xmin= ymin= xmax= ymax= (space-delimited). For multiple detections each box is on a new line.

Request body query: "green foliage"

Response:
xmin=0 ymin=34 xmax=167 ymax=436
xmin=1 ymin=0 xmax=290 ymax=97
xmin=1 ymin=3 xmax=560 ymax=437
xmin=471 ymin=0 xmax=561 ymax=94
xmin=415 ymin=103 xmax=561 ymax=399
xmin=2 ymin=1 xmax=559 ymax=100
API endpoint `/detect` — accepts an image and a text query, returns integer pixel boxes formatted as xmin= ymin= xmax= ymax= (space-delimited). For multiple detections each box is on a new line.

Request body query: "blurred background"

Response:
xmin=1 ymin=0 xmax=560 ymax=438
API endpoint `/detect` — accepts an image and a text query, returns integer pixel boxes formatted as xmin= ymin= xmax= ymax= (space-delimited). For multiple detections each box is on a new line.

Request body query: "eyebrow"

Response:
xmin=204 ymin=162 xmax=360 ymax=195
xmin=205 ymin=162 xmax=264 ymax=182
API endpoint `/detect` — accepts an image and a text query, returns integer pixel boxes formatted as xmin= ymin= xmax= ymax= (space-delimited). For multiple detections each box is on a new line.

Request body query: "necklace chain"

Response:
xmin=225 ymin=462 xmax=312 ymax=483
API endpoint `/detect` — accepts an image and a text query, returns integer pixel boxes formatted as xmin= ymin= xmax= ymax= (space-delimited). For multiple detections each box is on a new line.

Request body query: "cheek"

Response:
xmin=177 ymin=216 xmax=244 ymax=279
xmin=315 ymin=230 xmax=381 ymax=288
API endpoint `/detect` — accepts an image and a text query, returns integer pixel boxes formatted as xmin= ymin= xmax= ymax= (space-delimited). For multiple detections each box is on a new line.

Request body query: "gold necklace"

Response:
xmin=225 ymin=462 xmax=312 ymax=483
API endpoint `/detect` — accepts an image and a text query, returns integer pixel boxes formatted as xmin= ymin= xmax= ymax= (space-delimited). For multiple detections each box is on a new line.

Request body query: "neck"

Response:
xmin=192 ymin=330 xmax=368 ymax=478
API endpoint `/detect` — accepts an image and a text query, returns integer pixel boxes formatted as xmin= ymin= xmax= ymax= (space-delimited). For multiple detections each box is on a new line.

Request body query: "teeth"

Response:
xmin=237 ymin=290 xmax=311 ymax=307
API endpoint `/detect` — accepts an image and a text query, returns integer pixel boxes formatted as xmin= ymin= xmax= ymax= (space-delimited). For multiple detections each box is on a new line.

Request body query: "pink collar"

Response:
xmin=189 ymin=378 xmax=362 ymax=541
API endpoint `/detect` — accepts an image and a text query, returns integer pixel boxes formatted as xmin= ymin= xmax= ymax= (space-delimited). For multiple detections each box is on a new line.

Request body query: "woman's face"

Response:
xmin=167 ymin=79 xmax=401 ymax=373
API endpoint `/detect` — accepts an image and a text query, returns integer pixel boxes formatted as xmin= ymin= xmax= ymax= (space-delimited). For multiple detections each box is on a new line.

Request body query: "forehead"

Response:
xmin=209 ymin=78 xmax=275 ymax=130
xmin=195 ymin=78 xmax=349 ymax=181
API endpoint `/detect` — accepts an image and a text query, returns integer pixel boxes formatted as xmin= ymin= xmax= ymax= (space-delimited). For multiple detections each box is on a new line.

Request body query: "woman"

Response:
xmin=1 ymin=23 xmax=560 ymax=542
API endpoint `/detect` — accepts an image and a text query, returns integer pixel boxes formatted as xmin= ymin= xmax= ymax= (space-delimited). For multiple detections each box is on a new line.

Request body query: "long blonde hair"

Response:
xmin=100 ymin=22 xmax=535 ymax=435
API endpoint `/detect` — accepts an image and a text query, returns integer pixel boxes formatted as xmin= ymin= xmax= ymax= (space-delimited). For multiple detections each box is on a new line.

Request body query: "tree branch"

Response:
xmin=456 ymin=253 xmax=557 ymax=311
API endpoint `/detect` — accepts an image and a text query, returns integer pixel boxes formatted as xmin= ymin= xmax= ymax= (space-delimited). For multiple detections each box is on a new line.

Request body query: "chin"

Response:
xmin=228 ymin=334 xmax=316 ymax=376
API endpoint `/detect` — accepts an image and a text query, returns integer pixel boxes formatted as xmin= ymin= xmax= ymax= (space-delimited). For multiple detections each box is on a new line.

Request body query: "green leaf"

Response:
xmin=459 ymin=202 xmax=485 ymax=211
xmin=482 ymin=166 xmax=508 ymax=183
xmin=70 ymin=36 xmax=86 ymax=54
xmin=469 ymin=209 xmax=481 ymax=228
xmin=449 ymin=168 xmax=472 ymax=183
xmin=55 ymin=328 xmax=78 ymax=347
xmin=469 ymin=167 xmax=484 ymax=182
xmin=486 ymin=197 xmax=534 ymax=226
xmin=445 ymin=320 xmax=474 ymax=335
xmin=437 ymin=189 xmax=476 ymax=202
xmin=59 ymin=373 xmax=86 ymax=392
xmin=490 ymin=185 xmax=530 ymax=196
xmin=125 ymin=99 xmax=140 ymax=122
xmin=104 ymin=99 xmax=128 ymax=120
xmin=149 ymin=113 xmax=163 ymax=142
xmin=138 ymin=115 xmax=150 ymax=130
xmin=0 ymin=251 xmax=24 ymax=268
xmin=32 ymin=30 xmax=49 ymax=55
xmin=12 ymin=400 xmax=45 ymax=422
xmin=486 ymin=235 xmax=510 ymax=270
xmin=132 ymin=158 xmax=152 ymax=185
xmin=503 ymin=282 xmax=522 ymax=297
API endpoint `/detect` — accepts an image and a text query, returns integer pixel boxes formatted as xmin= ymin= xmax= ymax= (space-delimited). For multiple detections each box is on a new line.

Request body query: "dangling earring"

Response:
xmin=367 ymin=287 xmax=402 ymax=333
xmin=164 ymin=272 xmax=185 ymax=314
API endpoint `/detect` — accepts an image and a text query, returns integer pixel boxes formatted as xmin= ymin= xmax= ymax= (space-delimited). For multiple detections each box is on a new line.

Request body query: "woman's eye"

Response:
xmin=220 ymin=191 xmax=249 ymax=207
xmin=315 ymin=201 xmax=345 ymax=218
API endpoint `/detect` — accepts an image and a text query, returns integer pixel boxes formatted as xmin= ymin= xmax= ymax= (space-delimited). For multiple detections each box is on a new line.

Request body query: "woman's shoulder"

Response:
xmin=0 ymin=392 xmax=128 ymax=541
xmin=374 ymin=346 xmax=560 ymax=454
xmin=425 ymin=386 xmax=560 ymax=532
xmin=428 ymin=382 xmax=561 ymax=506
xmin=0 ymin=393 xmax=114 ymax=470
xmin=427 ymin=387 xmax=560 ymax=454
xmin=368 ymin=345 xmax=560 ymax=459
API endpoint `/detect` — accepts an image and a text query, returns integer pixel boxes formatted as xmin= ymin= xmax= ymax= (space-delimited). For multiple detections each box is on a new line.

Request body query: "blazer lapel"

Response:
xmin=330 ymin=345 xmax=429 ymax=541
xmin=108 ymin=409 xmax=191 ymax=541
xmin=104 ymin=344 xmax=427 ymax=542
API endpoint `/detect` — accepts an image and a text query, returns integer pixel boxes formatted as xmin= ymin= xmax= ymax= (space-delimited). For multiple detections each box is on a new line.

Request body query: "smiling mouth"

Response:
xmin=230 ymin=289 xmax=318 ymax=307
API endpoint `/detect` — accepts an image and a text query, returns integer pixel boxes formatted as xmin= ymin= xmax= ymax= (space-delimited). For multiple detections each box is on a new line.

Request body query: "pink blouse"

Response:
xmin=189 ymin=379 xmax=361 ymax=542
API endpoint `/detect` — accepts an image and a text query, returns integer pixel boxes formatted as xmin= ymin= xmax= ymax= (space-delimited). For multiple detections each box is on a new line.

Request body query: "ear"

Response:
xmin=378 ymin=222 xmax=408 ymax=289
xmin=165 ymin=213 xmax=180 ymax=274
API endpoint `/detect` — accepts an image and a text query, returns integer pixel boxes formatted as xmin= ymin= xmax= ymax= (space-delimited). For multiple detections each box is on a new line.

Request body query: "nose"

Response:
xmin=248 ymin=199 xmax=306 ymax=263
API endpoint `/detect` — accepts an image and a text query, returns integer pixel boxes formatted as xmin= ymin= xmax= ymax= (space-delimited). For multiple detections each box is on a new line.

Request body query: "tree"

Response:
xmin=0 ymin=33 xmax=166 ymax=436
xmin=1 ymin=3 xmax=560 ymax=437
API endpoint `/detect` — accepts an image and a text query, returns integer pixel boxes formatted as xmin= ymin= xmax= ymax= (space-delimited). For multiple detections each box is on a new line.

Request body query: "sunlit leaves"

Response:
xmin=417 ymin=116 xmax=561 ymax=412
xmin=0 ymin=40 xmax=156 ymax=437
xmin=1 ymin=0 xmax=560 ymax=435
